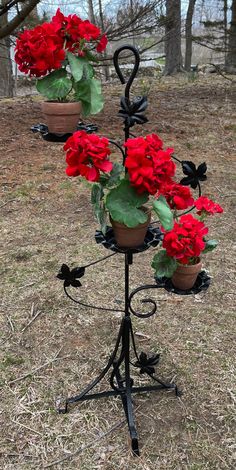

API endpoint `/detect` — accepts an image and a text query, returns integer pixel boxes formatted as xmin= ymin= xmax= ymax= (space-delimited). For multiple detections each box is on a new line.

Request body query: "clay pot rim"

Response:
xmin=175 ymin=258 xmax=202 ymax=273
xmin=41 ymin=100 xmax=82 ymax=118
xmin=42 ymin=100 xmax=81 ymax=104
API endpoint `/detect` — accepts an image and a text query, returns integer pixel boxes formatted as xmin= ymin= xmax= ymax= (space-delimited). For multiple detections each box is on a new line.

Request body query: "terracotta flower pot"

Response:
xmin=171 ymin=259 xmax=202 ymax=290
xmin=110 ymin=208 xmax=151 ymax=248
xmin=41 ymin=101 xmax=82 ymax=134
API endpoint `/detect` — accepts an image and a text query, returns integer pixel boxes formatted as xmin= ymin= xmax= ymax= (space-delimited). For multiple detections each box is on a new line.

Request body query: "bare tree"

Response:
xmin=0 ymin=0 xmax=13 ymax=96
xmin=98 ymin=0 xmax=110 ymax=80
xmin=164 ymin=0 xmax=183 ymax=75
xmin=226 ymin=0 xmax=236 ymax=69
xmin=0 ymin=0 xmax=41 ymax=39
xmin=109 ymin=0 xmax=161 ymax=42
xmin=192 ymin=0 xmax=235 ymax=70
xmin=0 ymin=0 xmax=41 ymax=97
xmin=185 ymin=0 xmax=197 ymax=71
xmin=87 ymin=0 xmax=96 ymax=24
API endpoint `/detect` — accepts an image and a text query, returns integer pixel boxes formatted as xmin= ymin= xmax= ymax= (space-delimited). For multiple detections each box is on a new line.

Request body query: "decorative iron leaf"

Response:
xmin=180 ymin=161 xmax=207 ymax=189
xmin=118 ymin=96 xmax=148 ymax=128
xmin=134 ymin=351 xmax=160 ymax=375
xmin=57 ymin=264 xmax=85 ymax=288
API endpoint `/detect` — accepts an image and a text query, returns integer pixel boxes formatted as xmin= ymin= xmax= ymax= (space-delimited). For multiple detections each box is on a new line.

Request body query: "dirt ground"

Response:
xmin=0 ymin=74 xmax=235 ymax=470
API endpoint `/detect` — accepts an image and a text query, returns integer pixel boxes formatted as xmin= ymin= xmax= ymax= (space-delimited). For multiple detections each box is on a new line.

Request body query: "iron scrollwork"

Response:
xmin=128 ymin=284 xmax=161 ymax=318
xmin=57 ymin=252 xmax=125 ymax=313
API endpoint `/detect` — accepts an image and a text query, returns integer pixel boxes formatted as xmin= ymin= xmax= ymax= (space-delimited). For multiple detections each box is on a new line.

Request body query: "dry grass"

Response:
xmin=0 ymin=74 xmax=236 ymax=469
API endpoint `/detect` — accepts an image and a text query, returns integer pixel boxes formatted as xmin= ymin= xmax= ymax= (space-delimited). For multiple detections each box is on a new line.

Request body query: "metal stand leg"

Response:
xmin=56 ymin=252 xmax=180 ymax=456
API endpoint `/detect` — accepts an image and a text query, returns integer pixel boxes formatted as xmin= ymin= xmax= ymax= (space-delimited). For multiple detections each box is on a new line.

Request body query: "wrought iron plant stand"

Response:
xmin=55 ymin=46 xmax=210 ymax=456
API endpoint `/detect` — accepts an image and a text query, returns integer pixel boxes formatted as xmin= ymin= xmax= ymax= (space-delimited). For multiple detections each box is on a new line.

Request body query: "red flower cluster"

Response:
xmin=162 ymin=214 xmax=208 ymax=264
xmin=51 ymin=9 xmax=107 ymax=54
xmin=15 ymin=9 xmax=108 ymax=77
xmin=158 ymin=181 xmax=194 ymax=210
xmin=64 ymin=131 xmax=112 ymax=182
xmin=125 ymin=134 xmax=176 ymax=195
xmin=194 ymin=196 xmax=223 ymax=216
xmin=15 ymin=23 xmax=65 ymax=77
xmin=96 ymin=34 xmax=108 ymax=53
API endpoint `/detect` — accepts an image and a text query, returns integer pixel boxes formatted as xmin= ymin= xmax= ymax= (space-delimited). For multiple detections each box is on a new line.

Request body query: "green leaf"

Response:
xmin=73 ymin=79 xmax=104 ymax=116
xmin=96 ymin=205 xmax=107 ymax=235
xmin=91 ymin=183 xmax=104 ymax=206
xmin=152 ymin=196 xmax=174 ymax=231
xmin=36 ymin=68 xmax=72 ymax=100
xmin=91 ymin=184 xmax=106 ymax=233
xmin=105 ymin=179 xmax=149 ymax=228
xmin=85 ymin=50 xmax=99 ymax=62
xmin=151 ymin=250 xmax=177 ymax=278
xmin=67 ymin=52 xmax=85 ymax=82
xmin=99 ymin=163 xmax=124 ymax=188
xmin=84 ymin=63 xmax=94 ymax=79
xmin=202 ymin=239 xmax=218 ymax=254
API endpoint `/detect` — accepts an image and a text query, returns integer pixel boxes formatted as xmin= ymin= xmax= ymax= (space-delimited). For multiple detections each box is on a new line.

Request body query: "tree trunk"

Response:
xmin=0 ymin=0 xmax=13 ymax=97
xmin=226 ymin=0 xmax=236 ymax=70
xmin=164 ymin=0 xmax=183 ymax=75
xmin=0 ymin=0 xmax=40 ymax=39
xmin=130 ymin=0 xmax=135 ymax=46
xmin=87 ymin=0 xmax=96 ymax=24
xmin=98 ymin=0 xmax=110 ymax=81
xmin=184 ymin=0 xmax=196 ymax=71
xmin=223 ymin=0 xmax=228 ymax=65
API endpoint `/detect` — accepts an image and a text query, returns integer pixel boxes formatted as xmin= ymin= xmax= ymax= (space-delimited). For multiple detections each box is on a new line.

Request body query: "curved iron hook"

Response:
xmin=113 ymin=45 xmax=140 ymax=101
xmin=128 ymin=284 xmax=164 ymax=318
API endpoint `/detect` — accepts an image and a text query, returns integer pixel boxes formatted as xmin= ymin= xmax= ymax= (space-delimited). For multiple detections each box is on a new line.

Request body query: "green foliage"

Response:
xmin=152 ymin=196 xmax=174 ymax=231
xmin=67 ymin=53 xmax=85 ymax=82
xmin=67 ymin=52 xmax=94 ymax=82
xmin=202 ymin=239 xmax=218 ymax=254
xmin=151 ymin=250 xmax=177 ymax=278
xmin=99 ymin=163 xmax=124 ymax=188
xmin=74 ymin=79 xmax=104 ymax=116
xmin=36 ymin=68 xmax=72 ymax=100
xmin=36 ymin=51 xmax=104 ymax=115
xmin=96 ymin=206 xmax=107 ymax=234
xmin=91 ymin=184 xmax=107 ymax=234
xmin=105 ymin=179 xmax=149 ymax=228
xmin=85 ymin=50 xmax=99 ymax=62
xmin=91 ymin=183 xmax=104 ymax=206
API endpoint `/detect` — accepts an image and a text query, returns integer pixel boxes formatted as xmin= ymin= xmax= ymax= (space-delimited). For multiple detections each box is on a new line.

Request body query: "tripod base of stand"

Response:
xmin=56 ymin=316 xmax=181 ymax=456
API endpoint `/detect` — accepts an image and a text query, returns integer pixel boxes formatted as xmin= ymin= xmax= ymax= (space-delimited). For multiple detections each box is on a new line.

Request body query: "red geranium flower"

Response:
xmin=125 ymin=134 xmax=176 ymax=195
xmin=51 ymin=8 xmax=67 ymax=33
xmin=15 ymin=22 xmax=65 ymax=77
xmin=64 ymin=131 xmax=112 ymax=182
xmin=158 ymin=181 xmax=194 ymax=210
xmin=162 ymin=214 xmax=208 ymax=264
xmin=96 ymin=34 xmax=108 ymax=53
xmin=194 ymin=196 xmax=223 ymax=216
xmin=152 ymin=148 xmax=176 ymax=182
xmin=51 ymin=9 xmax=106 ymax=54
xmin=78 ymin=20 xmax=101 ymax=41
xmin=145 ymin=133 xmax=163 ymax=153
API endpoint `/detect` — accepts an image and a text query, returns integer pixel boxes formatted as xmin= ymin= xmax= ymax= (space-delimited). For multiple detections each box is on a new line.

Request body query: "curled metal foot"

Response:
xmin=132 ymin=437 xmax=140 ymax=456
xmin=55 ymin=397 xmax=68 ymax=414
xmin=174 ymin=385 xmax=183 ymax=397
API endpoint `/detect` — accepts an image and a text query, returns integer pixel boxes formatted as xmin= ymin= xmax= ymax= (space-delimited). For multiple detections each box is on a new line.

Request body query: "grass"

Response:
xmin=0 ymin=75 xmax=235 ymax=469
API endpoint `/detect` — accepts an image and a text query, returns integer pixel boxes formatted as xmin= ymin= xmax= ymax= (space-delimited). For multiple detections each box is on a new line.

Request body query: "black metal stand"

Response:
xmin=57 ymin=228 xmax=210 ymax=455
xmin=57 ymin=251 xmax=178 ymax=456
xmin=31 ymin=122 xmax=98 ymax=142
xmin=55 ymin=45 xmax=211 ymax=455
